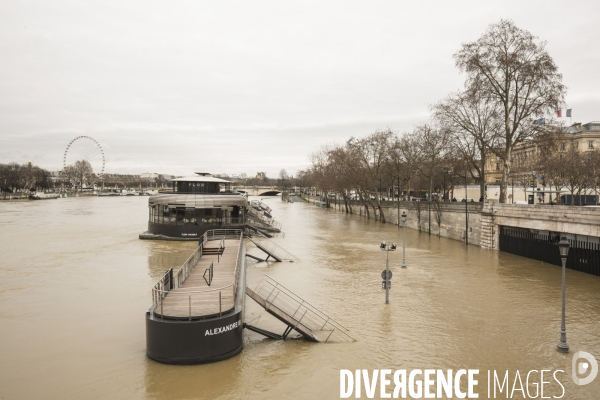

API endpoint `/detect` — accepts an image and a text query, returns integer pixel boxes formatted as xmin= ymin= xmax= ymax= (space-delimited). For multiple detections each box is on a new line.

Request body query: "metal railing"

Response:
xmin=248 ymin=237 xmax=298 ymax=261
xmin=151 ymin=268 xmax=173 ymax=310
xmin=253 ymin=276 xmax=355 ymax=342
xmin=175 ymin=245 xmax=203 ymax=287
xmin=150 ymin=216 xmax=247 ymax=227
xmin=150 ymin=229 xmax=244 ymax=320
xmin=203 ymin=262 xmax=214 ymax=286
xmin=247 ymin=213 xmax=282 ymax=231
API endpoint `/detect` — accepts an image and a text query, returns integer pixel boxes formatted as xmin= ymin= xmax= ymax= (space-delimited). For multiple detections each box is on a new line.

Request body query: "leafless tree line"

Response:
xmin=302 ymin=19 xmax=575 ymax=207
xmin=0 ymin=162 xmax=52 ymax=194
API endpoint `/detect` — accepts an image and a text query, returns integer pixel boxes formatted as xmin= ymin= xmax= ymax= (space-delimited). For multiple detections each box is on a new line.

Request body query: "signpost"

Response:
xmin=380 ymin=242 xmax=396 ymax=304
xmin=381 ymin=270 xmax=392 ymax=290
xmin=381 ymin=270 xmax=393 ymax=280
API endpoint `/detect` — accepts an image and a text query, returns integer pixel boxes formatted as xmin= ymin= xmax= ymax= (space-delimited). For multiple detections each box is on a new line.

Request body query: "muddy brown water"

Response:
xmin=1 ymin=196 xmax=599 ymax=399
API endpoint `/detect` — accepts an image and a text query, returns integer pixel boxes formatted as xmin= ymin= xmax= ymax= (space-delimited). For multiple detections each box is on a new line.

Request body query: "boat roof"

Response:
xmin=171 ymin=173 xmax=231 ymax=183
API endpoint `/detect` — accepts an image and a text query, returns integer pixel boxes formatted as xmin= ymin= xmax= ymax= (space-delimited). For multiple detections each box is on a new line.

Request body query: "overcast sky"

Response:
xmin=1 ymin=1 xmax=599 ymax=177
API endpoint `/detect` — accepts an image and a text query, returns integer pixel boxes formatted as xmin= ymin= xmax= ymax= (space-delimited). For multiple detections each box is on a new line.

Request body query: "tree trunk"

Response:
xmin=479 ymin=150 xmax=486 ymax=200
xmin=342 ymin=194 xmax=350 ymax=213
xmin=359 ymin=195 xmax=370 ymax=219
xmin=377 ymin=203 xmax=386 ymax=223
xmin=499 ymin=147 xmax=512 ymax=203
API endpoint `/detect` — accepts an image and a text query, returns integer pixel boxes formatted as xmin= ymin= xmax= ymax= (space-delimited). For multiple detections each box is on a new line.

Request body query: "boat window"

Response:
xmin=185 ymin=208 xmax=195 ymax=225
xmin=176 ymin=207 xmax=185 ymax=225
xmin=161 ymin=205 xmax=169 ymax=224
xmin=167 ymin=207 xmax=176 ymax=224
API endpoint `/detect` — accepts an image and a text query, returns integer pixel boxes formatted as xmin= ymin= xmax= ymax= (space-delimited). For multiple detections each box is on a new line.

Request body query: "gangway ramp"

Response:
xmin=245 ymin=276 xmax=355 ymax=343
xmin=246 ymin=238 xmax=298 ymax=262
xmin=245 ymin=224 xmax=273 ymax=239
xmin=246 ymin=213 xmax=283 ymax=236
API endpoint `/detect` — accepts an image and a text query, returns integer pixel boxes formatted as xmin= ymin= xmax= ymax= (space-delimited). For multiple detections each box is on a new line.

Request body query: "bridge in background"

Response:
xmin=235 ymin=186 xmax=282 ymax=196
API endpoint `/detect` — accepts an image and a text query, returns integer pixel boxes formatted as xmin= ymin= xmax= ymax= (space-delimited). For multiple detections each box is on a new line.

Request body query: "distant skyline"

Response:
xmin=1 ymin=1 xmax=599 ymax=177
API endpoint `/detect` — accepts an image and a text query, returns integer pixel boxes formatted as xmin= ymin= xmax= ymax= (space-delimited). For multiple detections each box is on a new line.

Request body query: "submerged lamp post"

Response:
xmin=380 ymin=241 xmax=397 ymax=304
xmin=401 ymin=211 xmax=407 ymax=269
xmin=557 ymin=238 xmax=570 ymax=353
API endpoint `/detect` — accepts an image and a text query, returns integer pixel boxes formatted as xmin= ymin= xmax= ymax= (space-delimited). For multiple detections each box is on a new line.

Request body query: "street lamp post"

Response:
xmin=454 ymin=171 xmax=469 ymax=246
xmin=557 ymin=238 xmax=570 ymax=352
xmin=401 ymin=211 xmax=407 ymax=268
xmin=380 ymin=242 xmax=397 ymax=304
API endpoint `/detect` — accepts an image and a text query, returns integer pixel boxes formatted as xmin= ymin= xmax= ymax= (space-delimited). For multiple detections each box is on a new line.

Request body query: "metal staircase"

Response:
xmin=247 ymin=200 xmax=283 ymax=237
xmin=246 ymin=237 xmax=298 ymax=262
xmin=245 ymin=276 xmax=355 ymax=343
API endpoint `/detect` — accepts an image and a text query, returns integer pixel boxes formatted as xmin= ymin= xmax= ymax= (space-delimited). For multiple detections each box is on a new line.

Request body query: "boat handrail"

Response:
xmin=260 ymin=275 xmax=351 ymax=332
xmin=153 ymin=281 xmax=234 ymax=295
xmin=151 ymin=229 xmax=243 ymax=317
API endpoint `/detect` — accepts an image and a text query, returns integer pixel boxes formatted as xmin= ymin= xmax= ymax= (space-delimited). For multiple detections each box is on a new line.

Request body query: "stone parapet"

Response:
xmin=336 ymin=200 xmax=600 ymax=250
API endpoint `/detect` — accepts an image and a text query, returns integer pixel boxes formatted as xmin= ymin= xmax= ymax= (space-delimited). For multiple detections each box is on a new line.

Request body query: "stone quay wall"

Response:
xmin=328 ymin=199 xmax=600 ymax=249
xmin=344 ymin=201 xmax=483 ymax=246
xmin=480 ymin=202 xmax=600 ymax=250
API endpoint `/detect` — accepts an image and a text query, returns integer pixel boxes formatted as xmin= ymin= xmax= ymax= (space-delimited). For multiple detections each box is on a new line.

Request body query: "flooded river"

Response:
xmin=1 ymin=196 xmax=599 ymax=399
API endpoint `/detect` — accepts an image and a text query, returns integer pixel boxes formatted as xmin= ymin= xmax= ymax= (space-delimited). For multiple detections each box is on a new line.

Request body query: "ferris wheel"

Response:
xmin=63 ymin=136 xmax=105 ymax=177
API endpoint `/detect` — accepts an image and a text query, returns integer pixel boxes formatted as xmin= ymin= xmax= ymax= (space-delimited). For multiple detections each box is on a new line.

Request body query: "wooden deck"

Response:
xmin=155 ymin=239 xmax=241 ymax=319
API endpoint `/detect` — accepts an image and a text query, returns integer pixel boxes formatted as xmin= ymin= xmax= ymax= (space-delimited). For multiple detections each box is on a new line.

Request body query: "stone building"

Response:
xmin=485 ymin=121 xmax=600 ymax=184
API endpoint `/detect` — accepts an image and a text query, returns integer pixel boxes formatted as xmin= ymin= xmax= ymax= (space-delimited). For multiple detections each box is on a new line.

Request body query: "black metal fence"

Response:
xmin=499 ymin=226 xmax=600 ymax=276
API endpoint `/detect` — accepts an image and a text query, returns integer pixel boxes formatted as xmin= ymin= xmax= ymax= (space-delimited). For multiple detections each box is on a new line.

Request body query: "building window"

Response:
xmin=495 ymin=163 xmax=500 ymax=171
xmin=560 ymin=142 xmax=565 ymax=151
xmin=589 ymin=140 xmax=594 ymax=149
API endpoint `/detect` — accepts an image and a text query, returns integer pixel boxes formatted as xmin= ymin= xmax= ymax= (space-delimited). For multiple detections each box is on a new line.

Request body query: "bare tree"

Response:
xmin=585 ymin=149 xmax=600 ymax=205
xmin=63 ymin=160 xmax=94 ymax=190
xmin=454 ymin=19 xmax=566 ymax=203
xmin=432 ymin=90 xmax=502 ymax=199
xmin=348 ymin=130 xmax=395 ymax=222
xmin=277 ymin=168 xmax=291 ymax=194
xmin=561 ymin=143 xmax=585 ymax=204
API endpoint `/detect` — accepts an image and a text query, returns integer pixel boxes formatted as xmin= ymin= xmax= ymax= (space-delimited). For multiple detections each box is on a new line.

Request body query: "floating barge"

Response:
xmin=139 ymin=173 xmax=282 ymax=240
xmin=146 ymin=229 xmax=246 ymax=364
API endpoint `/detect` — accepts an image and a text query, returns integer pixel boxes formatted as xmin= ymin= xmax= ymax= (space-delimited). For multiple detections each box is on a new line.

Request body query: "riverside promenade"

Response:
xmin=301 ymin=194 xmax=600 ymax=276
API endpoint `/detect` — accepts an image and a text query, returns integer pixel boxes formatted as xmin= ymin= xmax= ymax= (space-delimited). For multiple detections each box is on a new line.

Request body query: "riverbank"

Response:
xmin=1 ymin=191 xmax=106 ymax=201
xmin=302 ymin=194 xmax=600 ymax=250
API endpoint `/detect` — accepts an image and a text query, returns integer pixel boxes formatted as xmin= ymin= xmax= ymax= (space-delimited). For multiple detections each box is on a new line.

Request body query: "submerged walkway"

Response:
xmin=154 ymin=238 xmax=241 ymax=319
